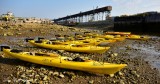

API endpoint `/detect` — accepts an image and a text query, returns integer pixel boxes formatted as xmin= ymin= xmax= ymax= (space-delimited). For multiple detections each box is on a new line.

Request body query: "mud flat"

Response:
xmin=0 ymin=23 xmax=160 ymax=84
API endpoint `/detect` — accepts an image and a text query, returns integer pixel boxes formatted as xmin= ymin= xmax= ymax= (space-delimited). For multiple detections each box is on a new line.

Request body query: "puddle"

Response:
xmin=132 ymin=45 xmax=160 ymax=56
xmin=150 ymin=36 xmax=160 ymax=40
xmin=130 ymin=40 xmax=160 ymax=72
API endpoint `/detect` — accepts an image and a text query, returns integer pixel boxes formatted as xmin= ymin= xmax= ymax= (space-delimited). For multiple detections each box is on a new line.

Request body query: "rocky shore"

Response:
xmin=0 ymin=23 xmax=160 ymax=84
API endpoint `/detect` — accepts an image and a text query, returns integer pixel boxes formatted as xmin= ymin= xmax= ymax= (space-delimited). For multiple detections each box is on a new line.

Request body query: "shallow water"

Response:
xmin=130 ymin=36 xmax=160 ymax=72
xmin=133 ymin=45 xmax=160 ymax=70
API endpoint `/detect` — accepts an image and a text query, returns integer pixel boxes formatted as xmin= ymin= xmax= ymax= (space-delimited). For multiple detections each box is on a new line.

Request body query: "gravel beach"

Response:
xmin=0 ymin=23 xmax=160 ymax=84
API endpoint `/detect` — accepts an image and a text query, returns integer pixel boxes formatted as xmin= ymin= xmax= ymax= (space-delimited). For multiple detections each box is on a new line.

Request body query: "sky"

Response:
xmin=0 ymin=0 xmax=160 ymax=19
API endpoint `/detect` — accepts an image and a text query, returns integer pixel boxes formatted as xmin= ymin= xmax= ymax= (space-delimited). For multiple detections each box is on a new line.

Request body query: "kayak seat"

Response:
xmin=72 ymin=57 xmax=85 ymax=62
xmin=71 ymin=45 xmax=83 ymax=47
xmin=10 ymin=49 xmax=23 ymax=53
xmin=35 ymin=40 xmax=43 ymax=43
xmin=35 ymin=53 xmax=50 ymax=56
xmin=29 ymin=52 xmax=35 ymax=56
xmin=83 ymin=41 xmax=89 ymax=43
xmin=46 ymin=41 xmax=52 ymax=44
xmin=50 ymin=39 xmax=56 ymax=41
xmin=105 ymin=38 xmax=110 ymax=40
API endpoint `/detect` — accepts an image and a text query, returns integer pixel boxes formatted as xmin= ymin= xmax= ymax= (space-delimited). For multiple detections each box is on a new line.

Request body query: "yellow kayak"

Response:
xmin=98 ymin=35 xmax=125 ymax=42
xmin=35 ymin=37 xmax=98 ymax=46
xmin=28 ymin=40 xmax=110 ymax=53
xmin=126 ymin=35 xmax=150 ymax=40
xmin=112 ymin=37 xmax=126 ymax=41
xmin=1 ymin=48 xmax=127 ymax=74
xmin=100 ymin=35 xmax=115 ymax=39
xmin=76 ymin=38 xmax=116 ymax=46
xmin=105 ymin=32 xmax=131 ymax=35
xmin=87 ymin=38 xmax=117 ymax=43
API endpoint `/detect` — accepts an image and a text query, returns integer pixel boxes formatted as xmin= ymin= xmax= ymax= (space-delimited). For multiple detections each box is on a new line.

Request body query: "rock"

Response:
xmin=35 ymin=74 xmax=40 ymax=78
xmin=16 ymin=32 xmax=22 ymax=35
xmin=53 ymin=72 xmax=59 ymax=76
xmin=17 ymin=79 xmax=22 ymax=82
xmin=88 ymin=80 xmax=94 ymax=84
xmin=98 ymin=42 xmax=110 ymax=46
xmin=132 ymin=81 xmax=137 ymax=84
xmin=18 ymin=24 xmax=23 ymax=27
xmin=43 ymin=70 xmax=48 ymax=74
xmin=33 ymin=79 xmax=38 ymax=83
xmin=110 ymin=53 xmax=118 ymax=58
xmin=3 ymin=33 xmax=7 ymax=36
xmin=65 ymin=72 xmax=75 ymax=76
xmin=17 ymin=71 xmax=20 ymax=76
xmin=107 ymin=52 xmax=111 ymax=54
xmin=26 ymin=70 xmax=33 ymax=73
xmin=113 ymin=53 xmax=118 ymax=57
xmin=58 ymin=50 xmax=65 ymax=53
xmin=39 ymin=81 xmax=43 ymax=84
xmin=43 ymin=75 xmax=48 ymax=81
xmin=40 ymin=67 xmax=46 ymax=71
xmin=26 ymin=80 xmax=30 ymax=84
xmin=19 ymin=45 xmax=24 ymax=47
xmin=98 ymin=80 xmax=101 ymax=83
xmin=66 ymin=57 xmax=73 ymax=61
xmin=50 ymin=38 xmax=57 ymax=41
xmin=110 ymin=54 xmax=114 ymax=58
xmin=21 ymin=74 xmax=26 ymax=78
xmin=71 ymin=75 xmax=76 ymax=80
xmin=39 ymin=73 xmax=45 ymax=77
xmin=28 ymin=73 xmax=34 ymax=77
xmin=40 ymin=31 xmax=45 ymax=34
xmin=112 ymin=80 xmax=116 ymax=83
xmin=7 ymin=32 xmax=14 ymax=36
xmin=0 ymin=27 xmax=3 ymax=29
xmin=126 ymin=46 xmax=132 ymax=50
xmin=119 ymin=80 xmax=125 ymax=84
xmin=84 ymin=57 xmax=89 ymax=60
xmin=109 ymin=74 xmax=114 ymax=77
xmin=59 ymin=73 xmax=64 ymax=78
xmin=118 ymin=71 xmax=123 ymax=76
xmin=136 ymin=74 xmax=140 ymax=78
xmin=56 ymin=37 xmax=65 ymax=40
xmin=61 ymin=29 xmax=65 ymax=31
xmin=48 ymin=71 xmax=54 ymax=76
xmin=131 ymin=71 xmax=137 ymax=75
xmin=30 ymin=29 xmax=36 ymax=32
xmin=16 ymin=28 xmax=21 ymax=31
xmin=75 ymin=53 xmax=80 ymax=56
xmin=7 ymin=80 xmax=11 ymax=83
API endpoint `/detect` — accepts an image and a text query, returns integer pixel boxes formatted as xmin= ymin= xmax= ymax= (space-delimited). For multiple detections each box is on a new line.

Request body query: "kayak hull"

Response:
xmin=3 ymin=49 xmax=127 ymax=74
xmin=29 ymin=40 xmax=110 ymax=53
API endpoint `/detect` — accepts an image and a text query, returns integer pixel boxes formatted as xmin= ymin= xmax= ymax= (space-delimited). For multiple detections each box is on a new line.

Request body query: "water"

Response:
xmin=131 ymin=39 xmax=160 ymax=72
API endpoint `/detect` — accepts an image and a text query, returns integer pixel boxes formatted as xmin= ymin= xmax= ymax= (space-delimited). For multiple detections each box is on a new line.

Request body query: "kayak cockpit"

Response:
xmin=10 ymin=49 xmax=23 ymax=53
xmin=64 ymin=57 xmax=92 ymax=62
xmin=9 ymin=49 xmax=59 ymax=57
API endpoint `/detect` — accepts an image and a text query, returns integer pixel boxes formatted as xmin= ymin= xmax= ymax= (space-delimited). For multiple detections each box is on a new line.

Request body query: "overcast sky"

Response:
xmin=0 ymin=0 xmax=160 ymax=19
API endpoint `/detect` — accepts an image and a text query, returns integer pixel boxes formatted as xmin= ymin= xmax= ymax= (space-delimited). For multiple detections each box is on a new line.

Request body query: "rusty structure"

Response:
xmin=53 ymin=6 xmax=112 ymax=26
